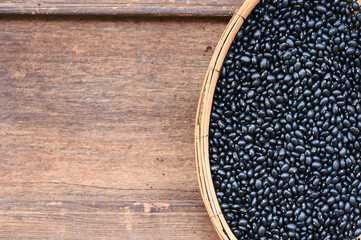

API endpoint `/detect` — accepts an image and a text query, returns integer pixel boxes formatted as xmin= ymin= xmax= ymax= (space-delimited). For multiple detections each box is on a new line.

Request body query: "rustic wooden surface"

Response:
xmin=0 ymin=1 xmax=243 ymax=17
xmin=0 ymin=15 xmax=229 ymax=239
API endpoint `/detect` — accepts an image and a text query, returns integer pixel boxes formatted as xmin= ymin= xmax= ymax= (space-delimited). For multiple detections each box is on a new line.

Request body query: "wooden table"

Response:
xmin=0 ymin=1 xmax=243 ymax=239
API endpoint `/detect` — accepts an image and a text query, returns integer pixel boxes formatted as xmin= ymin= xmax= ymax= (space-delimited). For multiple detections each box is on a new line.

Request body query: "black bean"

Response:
xmin=346 ymin=47 xmax=356 ymax=56
xmin=298 ymin=212 xmax=306 ymax=222
xmin=258 ymin=226 xmax=266 ymax=237
xmin=253 ymin=29 xmax=261 ymax=39
xmin=350 ymin=126 xmax=359 ymax=135
xmin=238 ymin=219 xmax=247 ymax=226
xmin=313 ymin=218 xmax=321 ymax=228
xmin=224 ymin=213 xmax=234 ymax=221
xmin=295 ymin=130 xmax=304 ymax=139
xmin=217 ymin=120 xmax=226 ymax=129
xmin=315 ymin=43 xmax=325 ymax=50
xmin=321 ymin=205 xmax=329 ymax=213
xmin=239 ymin=172 xmax=247 ymax=180
xmin=354 ymin=229 xmax=361 ymax=238
xmin=256 ymin=156 xmax=266 ymax=164
xmin=333 ymin=160 xmax=341 ymax=172
xmin=350 ymin=196 xmax=357 ymax=207
xmin=260 ymin=58 xmax=270 ymax=70
xmin=247 ymin=90 xmax=255 ymax=99
xmin=339 ymin=148 xmax=347 ymax=157
xmin=244 ymin=135 xmax=253 ymax=142
xmin=295 ymin=146 xmax=305 ymax=153
xmin=352 ymin=2 xmax=359 ymax=9
xmin=326 ymin=145 xmax=335 ymax=154
xmin=327 ymin=197 xmax=336 ymax=205
xmin=312 ymin=162 xmax=322 ymax=170
xmin=320 ymin=97 xmax=329 ymax=106
xmin=281 ymin=173 xmax=290 ymax=180
xmin=283 ymin=51 xmax=292 ymax=61
xmin=305 ymin=61 xmax=314 ymax=68
xmin=217 ymin=169 xmax=226 ymax=177
xmin=286 ymin=39 xmax=294 ymax=48
xmin=329 ymin=28 xmax=338 ymax=37
xmin=284 ymin=190 xmax=292 ymax=198
xmin=287 ymin=223 xmax=297 ymax=231
xmin=316 ymin=5 xmax=327 ymax=13
xmin=255 ymin=179 xmax=262 ymax=190
xmin=240 ymin=56 xmax=251 ymax=65
xmin=208 ymin=1 xmax=361 ymax=239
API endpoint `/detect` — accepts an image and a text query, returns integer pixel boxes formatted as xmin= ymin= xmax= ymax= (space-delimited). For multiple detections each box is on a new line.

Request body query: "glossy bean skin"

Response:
xmin=209 ymin=0 xmax=361 ymax=239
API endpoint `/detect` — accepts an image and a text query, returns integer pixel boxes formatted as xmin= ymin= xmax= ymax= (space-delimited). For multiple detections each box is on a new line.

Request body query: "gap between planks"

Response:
xmin=0 ymin=2 xmax=244 ymax=17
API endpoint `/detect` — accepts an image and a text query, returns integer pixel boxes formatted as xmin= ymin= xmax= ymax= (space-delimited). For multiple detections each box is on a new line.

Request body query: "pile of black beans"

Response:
xmin=209 ymin=0 xmax=361 ymax=239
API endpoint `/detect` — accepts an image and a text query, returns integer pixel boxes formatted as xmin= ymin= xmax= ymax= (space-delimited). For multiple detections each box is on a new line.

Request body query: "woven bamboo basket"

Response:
xmin=195 ymin=0 xmax=361 ymax=239
xmin=194 ymin=0 xmax=259 ymax=239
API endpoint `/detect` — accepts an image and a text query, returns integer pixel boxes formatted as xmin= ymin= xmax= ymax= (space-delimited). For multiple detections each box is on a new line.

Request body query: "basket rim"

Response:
xmin=194 ymin=0 xmax=260 ymax=239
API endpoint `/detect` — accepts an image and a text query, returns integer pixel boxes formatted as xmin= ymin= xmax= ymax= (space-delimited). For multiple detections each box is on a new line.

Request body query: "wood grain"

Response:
xmin=0 ymin=16 xmax=228 ymax=239
xmin=0 ymin=1 xmax=244 ymax=17
xmin=0 ymin=201 xmax=217 ymax=239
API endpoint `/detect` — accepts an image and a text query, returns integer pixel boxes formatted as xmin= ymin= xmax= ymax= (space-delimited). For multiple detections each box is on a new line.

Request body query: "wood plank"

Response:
xmin=0 ymin=17 xmax=227 ymax=238
xmin=0 ymin=201 xmax=217 ymax=239
xmin=0 ymin=1 xmax=244 ymax=17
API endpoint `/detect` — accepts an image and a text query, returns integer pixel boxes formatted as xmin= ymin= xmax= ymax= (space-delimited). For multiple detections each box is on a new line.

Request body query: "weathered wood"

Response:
xmin=0 ymin=201 xmax=217 ymax=239
xmin=0 ymin=1 xmax=244 ymax=17
xmin=0 ymin=16 xmax=227 ymax=239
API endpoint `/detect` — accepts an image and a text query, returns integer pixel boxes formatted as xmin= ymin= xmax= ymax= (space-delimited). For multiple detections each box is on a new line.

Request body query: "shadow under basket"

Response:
xmin=194 ymin=0 xmax=361 ymax=239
